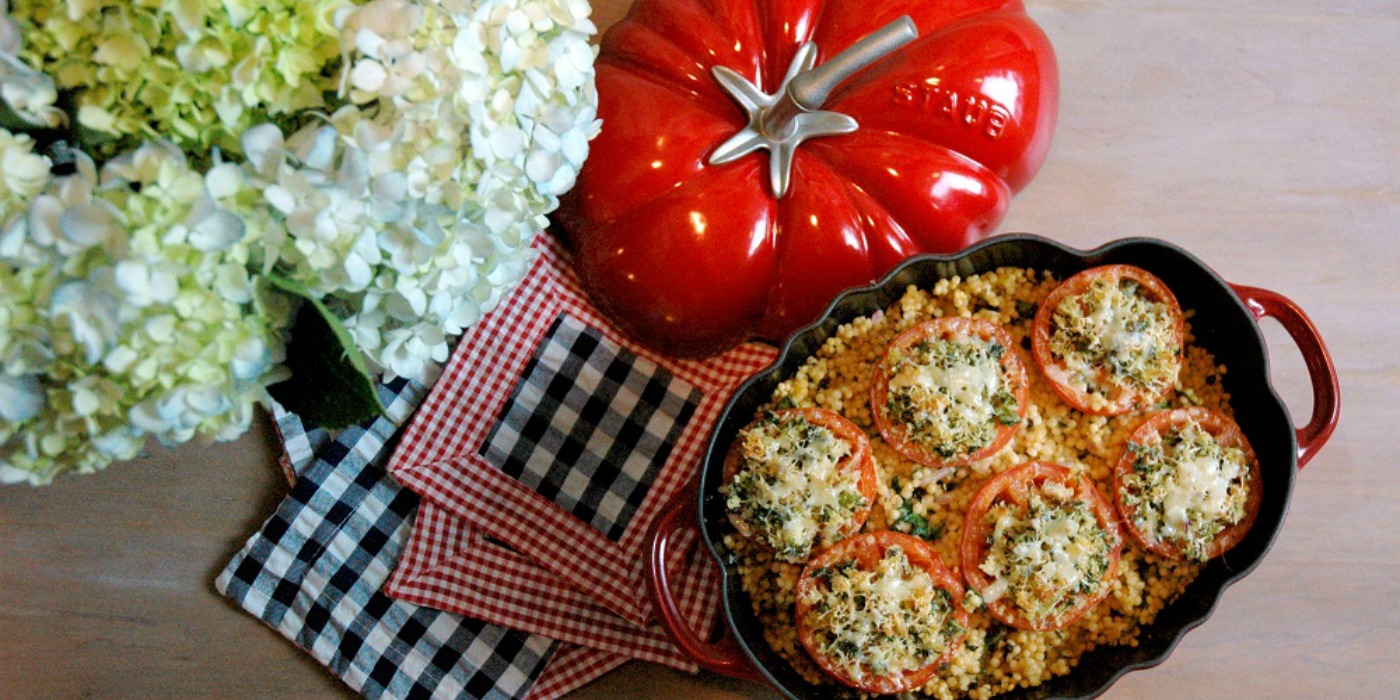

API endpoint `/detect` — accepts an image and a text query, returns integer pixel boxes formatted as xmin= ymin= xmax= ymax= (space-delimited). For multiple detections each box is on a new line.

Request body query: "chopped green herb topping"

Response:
xmin=883 ymin=332 xmax=1021 ymax=461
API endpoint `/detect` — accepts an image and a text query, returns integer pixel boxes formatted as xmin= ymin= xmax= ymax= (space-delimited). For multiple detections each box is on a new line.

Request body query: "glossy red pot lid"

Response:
xmin=556 ymin=0 xmax=1059 ymax=357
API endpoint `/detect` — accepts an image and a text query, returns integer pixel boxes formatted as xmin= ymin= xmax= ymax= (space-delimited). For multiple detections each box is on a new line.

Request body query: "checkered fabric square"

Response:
xmin=217 ymin=377 xmax=632 ymax=700
xmin=480 ymin=314 xmax=701 ymax=541
xmin=386 ymin=499 xmax=717 ymax=671
xmin=387 ymin=235 xmax=776 ymax=634
xmin=267 ymin=396 xmax=331 ymax=483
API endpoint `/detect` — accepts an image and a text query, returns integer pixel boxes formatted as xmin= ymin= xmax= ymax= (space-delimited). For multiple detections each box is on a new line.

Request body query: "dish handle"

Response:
xmin=1231 ymin=284 xmax=1341 ymax=468
xmin=646 ymin=494 xmax=763 ymax=682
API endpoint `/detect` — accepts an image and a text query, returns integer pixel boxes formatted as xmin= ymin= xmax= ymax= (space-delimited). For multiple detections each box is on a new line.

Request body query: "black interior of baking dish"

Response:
xmin=697 ymin=234 xmax=1298 ymax=699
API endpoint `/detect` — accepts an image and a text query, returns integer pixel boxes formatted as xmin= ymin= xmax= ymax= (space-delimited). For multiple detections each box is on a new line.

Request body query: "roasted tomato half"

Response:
xmin=722 ymin=407 xmax=878 ymax=562
xmin=960 ymin=461 xmax=1123 ymax=631
xmin=1111 ymin=407 xmax=1262 ymax=562
xmin=871 ymin=317 xmax=1029 ymax=468
xmin=796 ymin=530 xmax=970 ymax=694
xmin=1032 ymin=265 xmax=1184 ymax=416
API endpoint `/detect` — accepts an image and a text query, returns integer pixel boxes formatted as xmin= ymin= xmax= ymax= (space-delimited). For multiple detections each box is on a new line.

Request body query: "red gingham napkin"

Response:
xmin=384 ymin=235 xmax=776 ymax=676
xmin=388 ymin=502 xmax=722 ymax=700
xmin=388 ymin=500 xmax=715 ymax=670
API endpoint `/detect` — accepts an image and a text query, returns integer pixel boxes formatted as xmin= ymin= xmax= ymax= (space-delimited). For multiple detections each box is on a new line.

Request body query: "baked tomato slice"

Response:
xmin=795 ymin=530 xmax=969 ymax=695
xmin=1111 ymin=407 xmax=1262 ymax=562
xmin=721 ymin=407 xmax=878 ymax=562
xmin=1032 ymin=264 xmax=1185 ymax=416
xmin=960 ymin=461 xmax=1123 ymax=631
xmin=871 ymin=317 xmax=1029 ymax=468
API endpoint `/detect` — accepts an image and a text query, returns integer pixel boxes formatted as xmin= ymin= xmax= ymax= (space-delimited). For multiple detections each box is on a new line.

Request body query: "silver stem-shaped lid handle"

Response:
xmin=709 ymin=16 xmax=920 ymax=199
xmin=787 ymin=16 xmax=918 ymax=110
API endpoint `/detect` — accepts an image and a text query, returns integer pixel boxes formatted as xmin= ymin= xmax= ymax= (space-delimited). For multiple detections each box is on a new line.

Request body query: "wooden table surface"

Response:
xmin=3 ymin=0 xmax=1397 ymax=697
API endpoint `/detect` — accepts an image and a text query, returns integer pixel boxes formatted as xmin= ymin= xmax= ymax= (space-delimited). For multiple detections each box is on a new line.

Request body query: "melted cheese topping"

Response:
xmin=977 ymin=480 xmax=1117 ymax=627
xmin=883 ymin=333 xmax=1019 ymax=460
xmin=800 ymin=546 xmax=962 ymax=682
xmin=1121 ymin=419 xmax=1251 ymax=561
xmin=723 ymin=414 xmax=865 ymax=562
xmin=1047 ymin=276 xmax=1179 ymax=401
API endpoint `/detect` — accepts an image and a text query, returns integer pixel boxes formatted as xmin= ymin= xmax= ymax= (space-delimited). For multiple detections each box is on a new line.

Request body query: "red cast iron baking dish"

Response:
xmin=647 ymin=233 xmax=1340 ymax=699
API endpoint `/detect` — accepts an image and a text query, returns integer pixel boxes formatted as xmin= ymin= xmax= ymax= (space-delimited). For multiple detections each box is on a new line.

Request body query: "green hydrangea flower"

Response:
xmin=0 ymin=127 xmax=47 ymax=216
xmin=0 ymin=0 xmax=602 ymax=483
xmin=0 ymin=140 xmax=292 ymax=485
xmin=7 ymin=0 xmax=350 ymax=160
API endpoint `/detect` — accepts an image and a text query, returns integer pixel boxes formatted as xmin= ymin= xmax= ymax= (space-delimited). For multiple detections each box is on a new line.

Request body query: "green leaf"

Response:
xmin=263 ymin=274 xmax=385 ymax=429
xmin=896 ymin=498 xmax=943 ymax=541
xmin=0 ymin=102 xmax=37 ymax=133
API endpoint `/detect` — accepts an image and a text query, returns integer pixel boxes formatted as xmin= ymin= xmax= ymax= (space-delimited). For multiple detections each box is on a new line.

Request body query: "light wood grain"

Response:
xmin=3 ymin=0 xmax=1398 ymax=698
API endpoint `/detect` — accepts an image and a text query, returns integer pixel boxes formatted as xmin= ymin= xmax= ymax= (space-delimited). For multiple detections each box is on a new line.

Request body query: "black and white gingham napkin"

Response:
xmin=216 ymin=378 xmax=560 ymax=699
xmin=478 ymin=313 xmax=703 ymax=541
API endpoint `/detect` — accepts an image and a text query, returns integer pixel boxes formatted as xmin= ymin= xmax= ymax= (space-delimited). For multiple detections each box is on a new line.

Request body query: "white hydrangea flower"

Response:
xmin=0 ymin=128 xmax=49 ymax=263
xmin=49 ymin=278 xmax=121 ymax=365
xmin=0 ymin=129 xmax=47 ymax=202
xmin=258 ymin=0 xmax=599 ymax=384
xmin=343 ymin=0 xmax=429 ymax=99
xmin=0 ymin=371 xmax=41 ymax=422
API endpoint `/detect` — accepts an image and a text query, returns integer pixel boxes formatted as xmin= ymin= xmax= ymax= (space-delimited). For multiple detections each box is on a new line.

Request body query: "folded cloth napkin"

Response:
xmin=384 ymin=236 xmax=776 ymax=646
xmin=217 ymin=378 xmax=638 ymax=699
xmin=387 ymin=499 xmax=714 ymax=669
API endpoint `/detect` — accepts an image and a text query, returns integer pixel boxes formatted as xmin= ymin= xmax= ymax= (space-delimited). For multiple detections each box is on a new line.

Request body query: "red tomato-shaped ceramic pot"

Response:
xmin=556 ymin=0 xmax=1059 ymax=357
